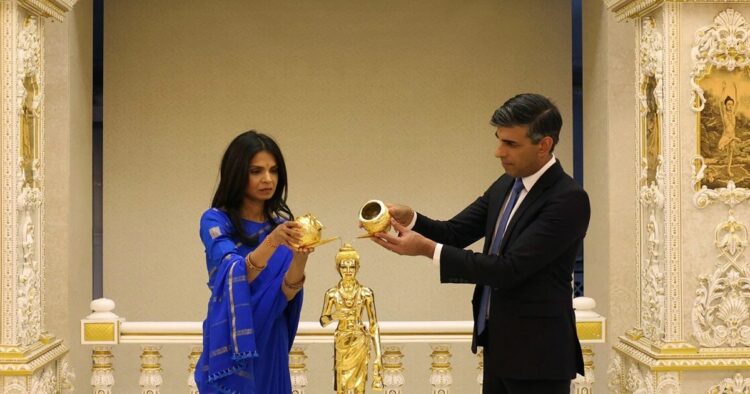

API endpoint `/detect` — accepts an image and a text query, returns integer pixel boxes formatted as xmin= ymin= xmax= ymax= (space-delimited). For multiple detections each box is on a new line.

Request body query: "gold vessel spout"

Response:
xmin=358 ymin=200 xmax=391 ymax=237
xmin=294 ymin=213 xmax=338 ymax=248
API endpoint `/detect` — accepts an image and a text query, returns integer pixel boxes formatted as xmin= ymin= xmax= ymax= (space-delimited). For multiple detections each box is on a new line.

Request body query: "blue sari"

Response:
xmin=195 ymin=208 xmax=303 ymax=394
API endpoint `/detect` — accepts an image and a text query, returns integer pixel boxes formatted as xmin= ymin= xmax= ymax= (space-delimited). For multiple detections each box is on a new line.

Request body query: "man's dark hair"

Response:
xmin=490 ymin=93 xmax=562 ymax=152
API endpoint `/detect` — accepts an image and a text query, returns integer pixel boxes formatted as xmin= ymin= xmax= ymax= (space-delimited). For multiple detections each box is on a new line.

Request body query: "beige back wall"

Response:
xmin=44 ymin=0 xmax=93 ymax=390
xmin=582 ymin=0 xmax=636 ymax=388
xmin=104 ymin=0 xmax=572 ymax=391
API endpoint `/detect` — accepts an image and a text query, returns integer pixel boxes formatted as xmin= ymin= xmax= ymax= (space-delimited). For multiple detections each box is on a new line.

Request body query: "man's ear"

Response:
xmin=539 ymin=136 xmax=554 ymax=155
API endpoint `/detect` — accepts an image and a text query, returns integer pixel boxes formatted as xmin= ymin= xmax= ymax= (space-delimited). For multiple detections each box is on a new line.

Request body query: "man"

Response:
xmin=371 ymin=93 xmax=589 ymax=393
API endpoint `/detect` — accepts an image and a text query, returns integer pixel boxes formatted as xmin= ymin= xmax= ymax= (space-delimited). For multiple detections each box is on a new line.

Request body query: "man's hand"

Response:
xmin=387 ymin=204 xmax=415 ymax=227
xmin=371 ymin=219 xmax=436 ymax=258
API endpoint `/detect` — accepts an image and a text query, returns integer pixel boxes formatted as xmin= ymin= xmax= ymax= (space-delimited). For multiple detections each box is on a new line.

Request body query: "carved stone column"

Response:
xmin=429 ymin=344 xmax=452 ymax=394
xmin=475 ymin=348 xmax=483 ymax=393
xmin=572 ymin=346 xmax=595 ymax=394
xmin=606 ymin=1 xmax=750 ymax=392
xmin=81 ymin=299 xmax=120 ymax=393
xmin=90 ymin=346 xmax=114 ymax=394
xmin=289 ymin=345 xmax=308 ymax=394
xmin=0 ymin=0 xmax=76 ymax=392
xmin=382 ymin=345 xmax=405 ymax=394
xmin=187 ymin=346 xmax=201 ymax=394
xmin=139 ymin=345 xmax=163 ymax=394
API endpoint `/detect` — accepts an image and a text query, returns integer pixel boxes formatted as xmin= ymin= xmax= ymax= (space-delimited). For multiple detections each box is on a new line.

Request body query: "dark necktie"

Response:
xmin=476 ymin=177 xmax=525 ymax=336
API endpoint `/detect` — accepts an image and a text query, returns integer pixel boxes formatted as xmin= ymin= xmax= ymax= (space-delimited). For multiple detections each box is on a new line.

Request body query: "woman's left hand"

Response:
xmin=294 ymin=246 xmax=315 ymax=254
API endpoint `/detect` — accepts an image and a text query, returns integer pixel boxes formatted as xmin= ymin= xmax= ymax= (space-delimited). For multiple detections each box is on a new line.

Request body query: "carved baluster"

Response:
xmin=382 ymin=345 xmax=405 ymax=394
xmin=139 ymin=345 xmax=163 ymax=394
xmin=572 ymin=345 xmax=595 ymax=394
xmin=429 ymin=344 xmax=453 ymax=394
xmin=91 ymin=346 xmax=114 ymax=394
xmin=476 ymin=348 xmax=484 ymax=393
xmin=289 ymin=345 xmax=308 ymax=394
xmin=187 ymin=346 xmax=201 ymax=394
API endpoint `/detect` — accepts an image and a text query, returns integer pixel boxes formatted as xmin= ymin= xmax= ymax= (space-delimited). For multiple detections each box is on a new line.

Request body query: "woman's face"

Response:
xmin=245 ymin=151 xmax=278 ymax=204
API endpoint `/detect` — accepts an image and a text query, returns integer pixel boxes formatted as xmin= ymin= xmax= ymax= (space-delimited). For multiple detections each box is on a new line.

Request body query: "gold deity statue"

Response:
xmin=320 ymin=244 xmax=383 ymax=393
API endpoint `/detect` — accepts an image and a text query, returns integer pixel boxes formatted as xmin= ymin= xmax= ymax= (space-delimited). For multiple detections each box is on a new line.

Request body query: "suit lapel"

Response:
xmin=499 ymin=160 xmax=564 ymax=250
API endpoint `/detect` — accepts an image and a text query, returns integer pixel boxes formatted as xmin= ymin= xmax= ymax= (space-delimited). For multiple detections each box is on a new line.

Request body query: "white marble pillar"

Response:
xmin=0 ymin=0 xmax=76 ymax=392
xmin=606 ymin=1 xmax=750 ymax=392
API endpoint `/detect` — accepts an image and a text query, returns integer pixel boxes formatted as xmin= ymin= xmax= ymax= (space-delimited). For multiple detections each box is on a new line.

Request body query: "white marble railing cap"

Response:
xmin=573 ymin=297 xmax=601 ymax=319
xmin=86 ymin=297 xmax=120 ymax=320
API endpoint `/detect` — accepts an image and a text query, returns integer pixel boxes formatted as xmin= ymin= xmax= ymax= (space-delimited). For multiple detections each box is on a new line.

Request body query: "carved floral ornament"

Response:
xmin=638 ymin=154 xmax=666 ymax=343
xmin=608 ymin=352 xmax=681 ymax=393
xmin=692 ymin=212 xmax=750 ymax=348
xmin=14 ymin=16 xmax=44 ymax=349
xmin=640 ymin=16 xmax=664 ymax=114
xmin=692 ymin=156 xmax=750 ymax=209
xmin=690 ymin=8 xmax=750 ymax=112
xmin=31 ymin=365 xmax=56 ymax=393
xmin=709 ymin=373 xmax=750 ymax=393
xmin=607 ymin=353 xmax=624 ymax=394
xmin=637 ymin=14 xmax=666 ymax=345
xmin=17 ymin=16 xmax=41 ymax=112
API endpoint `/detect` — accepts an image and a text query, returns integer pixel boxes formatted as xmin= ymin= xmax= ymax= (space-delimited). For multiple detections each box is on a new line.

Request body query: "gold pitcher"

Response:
xmin=294 ymin=214 xmax=338 ymax=248
xmin=358 ymin=200 xmax=391 ymax=236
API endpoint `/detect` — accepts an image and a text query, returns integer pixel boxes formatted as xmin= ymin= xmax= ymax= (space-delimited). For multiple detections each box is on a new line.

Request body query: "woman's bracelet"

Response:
xmin=283 ymin=275 xmax=305 ymax=291
xmin=246 ymin=253 xmax=267 ymax=272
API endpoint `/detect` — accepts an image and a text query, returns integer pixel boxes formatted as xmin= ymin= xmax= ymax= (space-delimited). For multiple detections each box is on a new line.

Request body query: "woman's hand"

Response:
xmin=268 ymin=221 xmax=304 ymax=249
xmin=294 ymin=246 xmax=315 ymax=255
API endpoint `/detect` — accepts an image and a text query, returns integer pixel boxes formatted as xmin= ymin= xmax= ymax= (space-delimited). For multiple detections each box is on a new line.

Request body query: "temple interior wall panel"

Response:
xmin=42 ymin=0 xmax=92 ymax=390
xmin=603 ymin=1 xmax=750 ymax=392
xmin=583 ymin=0 xmax=638 ymax=389
xmin=97 ymin=1 xmax=573 ymax=392
xmin=33 ymin=0 xmax=750 ymax=392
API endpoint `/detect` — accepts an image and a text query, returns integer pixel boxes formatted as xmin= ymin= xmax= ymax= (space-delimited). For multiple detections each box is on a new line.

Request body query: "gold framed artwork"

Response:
xmin=642 ymin=74 xmax=661 ymax=185
xmin=697 ymin=68 xmax=750 ymax=189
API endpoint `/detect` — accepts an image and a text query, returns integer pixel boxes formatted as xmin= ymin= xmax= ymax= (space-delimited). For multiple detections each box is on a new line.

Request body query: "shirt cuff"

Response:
xmin=406 ymin=210 xmax=417 ymax=230
xmin=432 ymin=243 xmax=443 ymax=266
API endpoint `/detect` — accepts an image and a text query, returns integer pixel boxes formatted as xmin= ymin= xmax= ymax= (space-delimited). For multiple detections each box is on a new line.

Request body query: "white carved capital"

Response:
xmin=691 ymin=9 xmax=750 ymax=112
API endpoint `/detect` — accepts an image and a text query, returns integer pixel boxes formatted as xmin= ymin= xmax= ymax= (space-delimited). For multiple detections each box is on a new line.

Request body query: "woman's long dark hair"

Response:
xmin=211 ymin=130 xmax=293 ymax=246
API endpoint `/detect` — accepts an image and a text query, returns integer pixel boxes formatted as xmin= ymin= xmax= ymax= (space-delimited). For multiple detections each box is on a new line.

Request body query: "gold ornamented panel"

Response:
xmin=82 ymin=322 xmax=118 ymax=344
xmin=638 ymin=12 xmax=667 ymax=346
xmin=576 ymin=321 xmax=605 ymax=342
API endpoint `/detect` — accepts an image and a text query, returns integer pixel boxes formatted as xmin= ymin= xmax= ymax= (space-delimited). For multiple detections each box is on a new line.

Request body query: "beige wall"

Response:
xmin=103 ymin=1 xmax=573 ymax=392
xmin=582 ymin=0 xmax=636 ymax=387
xmin=44 ymin=0 xmax=93 ymax=389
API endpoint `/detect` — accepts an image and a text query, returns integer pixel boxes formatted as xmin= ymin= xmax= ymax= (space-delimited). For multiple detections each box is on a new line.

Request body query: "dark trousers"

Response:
xmin=483 ymin=375 xmax=571 ymax=394
xmin=482 ymin=352 xmax=571 ymax=394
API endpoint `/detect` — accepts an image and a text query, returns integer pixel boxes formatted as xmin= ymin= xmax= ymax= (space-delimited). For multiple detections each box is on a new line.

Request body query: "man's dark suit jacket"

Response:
xmin=413 ymin=160 xmax=589 ymax=381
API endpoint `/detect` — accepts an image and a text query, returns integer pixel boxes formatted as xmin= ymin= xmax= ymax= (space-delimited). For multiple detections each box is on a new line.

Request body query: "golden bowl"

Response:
xmin=295 ymin=214 xmax=323 ymax=247
xmin=359 ymin=200 xmax=391 ymax=235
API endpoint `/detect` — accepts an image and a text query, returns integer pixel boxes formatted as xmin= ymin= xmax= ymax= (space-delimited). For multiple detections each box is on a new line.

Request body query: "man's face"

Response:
xmin=338 ymin=259 xmax=358 ymax=280
xmin=494 ymin=125 xmax=550 ymax=178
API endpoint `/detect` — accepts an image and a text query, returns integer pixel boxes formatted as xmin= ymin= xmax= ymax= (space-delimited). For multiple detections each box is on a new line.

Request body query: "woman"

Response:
xmin=195 ymin=130 xmax=312 ymax=393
